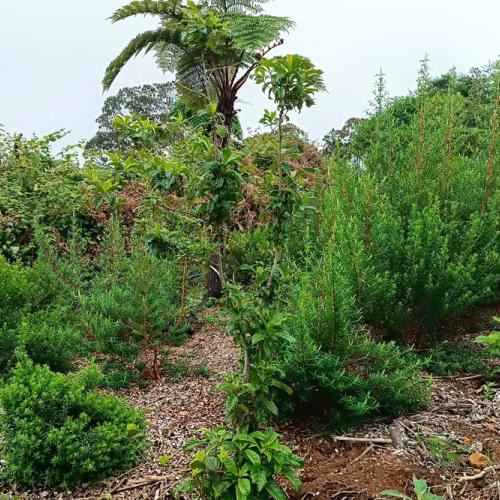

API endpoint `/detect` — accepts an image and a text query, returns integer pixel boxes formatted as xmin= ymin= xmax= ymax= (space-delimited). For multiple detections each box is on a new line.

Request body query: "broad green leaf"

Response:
xmin=206 ymin=455 xmax=219 ymax=471
xmin=222 ymin=457 xmax=238 ymax=476
xmin=194 ymin=450 xmax=206 ymax=463
xmin=256 ymin=469 xmax=267 ymax=492
xmin=265 ymin=480 xmax=287 ymax=500
xmin=237 ymin=478 xmax=251 ymax=499
xmin=283 ymin=469 xmax=302 ymax=491
xmin=379 ymin=490 xmax=411 ymax=499
xmin=264 ymin=399 xmax=279 ymax=416
xmin=244 ymin=449 xmax=261 ymax=465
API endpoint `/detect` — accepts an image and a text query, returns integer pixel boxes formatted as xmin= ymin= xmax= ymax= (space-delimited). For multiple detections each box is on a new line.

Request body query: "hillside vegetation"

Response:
xmin=0 ymin=1 xmax=499 ymax=498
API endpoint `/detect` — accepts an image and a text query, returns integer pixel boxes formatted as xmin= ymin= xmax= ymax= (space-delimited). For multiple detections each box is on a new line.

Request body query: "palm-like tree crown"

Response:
xmin=103 ymin=0 xmax=293 ymax=125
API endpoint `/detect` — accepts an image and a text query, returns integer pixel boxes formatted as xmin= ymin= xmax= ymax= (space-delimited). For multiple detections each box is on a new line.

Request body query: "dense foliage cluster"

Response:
xmin=319 ymin=61 xmax=500 ymax=344
xmin=0 ymin=359 xmax=146 ymax=487
xmin=0 ymin=129 xmax=97 ymax=263
xmin=0 ymin=0 xmax=498 ymax=493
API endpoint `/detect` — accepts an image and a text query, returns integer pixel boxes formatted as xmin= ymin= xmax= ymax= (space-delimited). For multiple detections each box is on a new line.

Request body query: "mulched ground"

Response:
xmin=2 ymin=308 xmax=499 ymax=499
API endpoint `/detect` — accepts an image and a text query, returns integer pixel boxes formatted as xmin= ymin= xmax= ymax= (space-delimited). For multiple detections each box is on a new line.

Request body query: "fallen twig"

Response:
xmin=351 ymin=443 xmax=375 ymax=463
xmin=333 ymin=436 xmax=392 ymax=445
xmin=458 ymin=465 xmax=500 ymax=482
xmin=332 ymin=490 xmax=365 ymax=499
xmin=114 ymin=476 xmax=167 ymax=493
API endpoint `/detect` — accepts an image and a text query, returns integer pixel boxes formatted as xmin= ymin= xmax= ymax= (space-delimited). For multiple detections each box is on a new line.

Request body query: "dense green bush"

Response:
xmin=277 ymin=247 xmax=430 ymax=429
xmin=280 ymin=332 xmax=430 ymax=429
xmin=80 ymin=225 xmax=181 ymax=380
xmin=0 ymin=255 xmax=80 ymax=373
xmin=316 ymin=63 xmax=500 ymax=344
xmin=0 ymin=359 xmax=147 ymax=487
xmin=0 ymin=308 xmax=81 ymax=374
xmin=225 ymin=228 xmax=274 ymax=284
xmin=321 ymin=164 xmax=499 ymax=343
xmin=0 ymin=256 xmax=33 ymax=329
xmin=0 ymin=129 xmax=99 ymax=262
xmin=16 ymin=309 xmax=81 ymax=373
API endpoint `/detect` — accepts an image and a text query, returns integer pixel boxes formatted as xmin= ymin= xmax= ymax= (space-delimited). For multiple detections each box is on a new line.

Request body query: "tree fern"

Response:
xmin=104 ymin=0 xmax=293 ymax=136
xmin=225 ymin=13 xmax=294 ymax=51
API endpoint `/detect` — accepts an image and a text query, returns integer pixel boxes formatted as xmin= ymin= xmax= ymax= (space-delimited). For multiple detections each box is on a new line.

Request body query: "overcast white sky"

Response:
xmin=1 ymin=0 xmax=499 ymax=147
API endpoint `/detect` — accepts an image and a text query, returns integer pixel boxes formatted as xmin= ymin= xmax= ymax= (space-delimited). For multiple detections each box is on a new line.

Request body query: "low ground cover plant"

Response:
xmin=418 ymin=341 xmax=497 ymax=377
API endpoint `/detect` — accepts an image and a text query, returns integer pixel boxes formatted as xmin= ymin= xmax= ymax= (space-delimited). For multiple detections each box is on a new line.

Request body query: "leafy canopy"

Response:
xmin=104 ymin=0 xmax=294 ymax=112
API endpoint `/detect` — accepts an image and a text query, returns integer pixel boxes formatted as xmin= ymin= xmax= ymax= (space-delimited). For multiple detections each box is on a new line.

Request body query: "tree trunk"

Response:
xmin=206 ymin=236 xmax=225 ymax=299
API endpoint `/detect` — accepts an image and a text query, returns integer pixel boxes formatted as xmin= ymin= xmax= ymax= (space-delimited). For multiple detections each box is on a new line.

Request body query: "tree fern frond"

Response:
xmin=209 ymin=0 xmax=269 ymax=14
xmin=225 ymin=14 xmax=294 ymax=50
xmin=110 ymin=0 xmax=182 ymax=23
xmin=176 ymin=54 xmax=214 ymax=108
xmin=103 ymin=28 xmax=182 ymax=90
xmin=155 ymin=43 xmax=184 ymax=73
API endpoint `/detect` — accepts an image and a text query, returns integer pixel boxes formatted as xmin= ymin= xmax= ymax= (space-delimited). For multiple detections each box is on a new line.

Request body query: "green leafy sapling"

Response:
xmin=182 ymin=287 xmax=303 ymax=499
xmin=219 ymin=288 xmax=292 ymax=430
xmin=380 ymin=477 xmax=443 ymax=500
xmin=253 ymin=54 xmax=325 ymax=294
xmin=178 ymin=427 xmax=303 ymax=500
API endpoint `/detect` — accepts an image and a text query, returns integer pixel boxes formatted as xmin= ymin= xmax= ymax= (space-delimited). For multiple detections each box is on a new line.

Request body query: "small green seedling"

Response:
xmin=482 ymin=381 xmax=497 ymax=401
xmin=380 ymin=477 xmax=443 ymax=500
xmin=159 ymin=454 xmax=171 ymax=467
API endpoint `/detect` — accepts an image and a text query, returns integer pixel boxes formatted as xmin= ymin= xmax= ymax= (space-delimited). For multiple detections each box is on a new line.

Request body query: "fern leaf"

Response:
xmin=225 ymin=14 xmax=295 ymax=50
xmin=110 ymin=0 xmax=182 ymax=23
xmin=103 ymin=28 xmax=182 ymax=90
xmin=210 ymin=0 xmax=270 ymax=14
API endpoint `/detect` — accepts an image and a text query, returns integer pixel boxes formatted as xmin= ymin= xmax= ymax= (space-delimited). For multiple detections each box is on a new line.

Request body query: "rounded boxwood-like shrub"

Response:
xmin=0 ymin=359 xmax=147 ymax=487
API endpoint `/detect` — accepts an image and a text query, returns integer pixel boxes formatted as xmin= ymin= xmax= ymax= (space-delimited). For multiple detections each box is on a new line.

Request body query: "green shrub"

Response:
xmin=0 ymin=359 xmax=147 ymax=487
xmin=277 ymin=244 xmax=430 ymax=429
xmin=0 ymin=129 xmax=99 ymax=263
xmin=179 ymin=427 xmax=303 ymax=499
xmin=320 ymin=162 xmax=500 ymax=344
xmin=315 ymin=62 xmax=500 ymax=344
xmin=16 ymin=308 xmax=82 ymax=373
xmin=0 ymin=256 xmax=33 ymax=329
xmin=0 ymin=256 xmax=80 ymax=374
xmin=0 ymin=329 xmax=18 ymax=373
xmin=98 ymin=362 xmax=150 ymax=390
xmin=80 ymin=226 xmax=181 ymax=380
xmin=419 ymin=341 xmax=496 ymax=377
xmin=279 ymin=331 xmax=430 ymax=429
